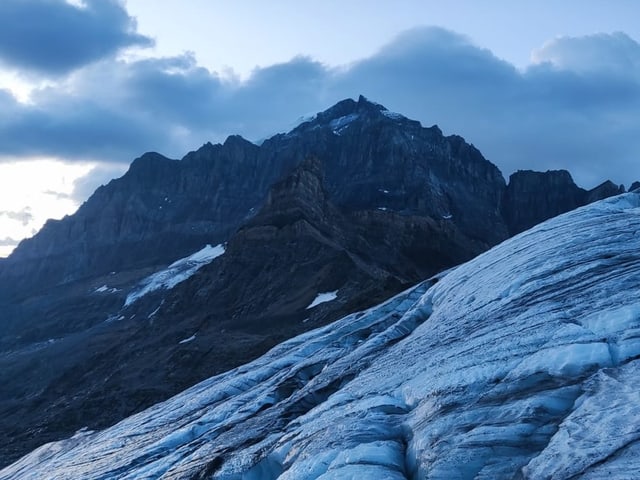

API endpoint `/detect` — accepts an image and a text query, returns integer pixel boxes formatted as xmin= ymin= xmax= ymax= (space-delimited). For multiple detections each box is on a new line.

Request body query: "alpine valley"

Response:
xmin=0 ymin=96 xmax=637 ymax=479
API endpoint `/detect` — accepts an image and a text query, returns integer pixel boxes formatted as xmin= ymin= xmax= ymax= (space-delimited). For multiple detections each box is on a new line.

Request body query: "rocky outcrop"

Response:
xmin=586 ymin=180 xmax=625 ymax=204
xmin=503 ymin=170 xmax=586 ymax=235
xmin=503 ymin=170 xmax=624 ymax=235
xmin=276 ymin=96 xmax=508 ymax=246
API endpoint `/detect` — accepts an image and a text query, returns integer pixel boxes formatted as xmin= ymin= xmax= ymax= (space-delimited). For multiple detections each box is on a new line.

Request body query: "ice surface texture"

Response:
xmin=2 ymin=193 xmax=640 ymax=479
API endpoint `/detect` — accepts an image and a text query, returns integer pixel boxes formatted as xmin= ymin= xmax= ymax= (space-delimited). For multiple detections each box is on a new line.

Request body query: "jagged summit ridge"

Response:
xmin=290 ymin=95 xmax=424 ymax=136
xmin=505 ymin=169 xmax=627 ymax=234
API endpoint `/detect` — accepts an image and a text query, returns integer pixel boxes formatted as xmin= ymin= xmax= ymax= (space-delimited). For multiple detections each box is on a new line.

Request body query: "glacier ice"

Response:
xmin=2 ymin=193 xmax=640 ymax=479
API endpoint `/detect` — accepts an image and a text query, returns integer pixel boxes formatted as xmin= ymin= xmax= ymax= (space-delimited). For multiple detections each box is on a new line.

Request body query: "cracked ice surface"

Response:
xmin=2 ymin=193 xmax=640 ymax=479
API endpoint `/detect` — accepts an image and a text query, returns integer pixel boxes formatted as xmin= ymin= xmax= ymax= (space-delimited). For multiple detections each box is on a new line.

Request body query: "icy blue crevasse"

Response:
xmin=2 ymin=192 xmax=640 ymax=479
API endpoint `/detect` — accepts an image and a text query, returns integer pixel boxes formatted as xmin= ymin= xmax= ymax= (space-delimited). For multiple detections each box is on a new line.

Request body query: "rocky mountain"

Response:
xmin=0 ymin=96 xmax=508 ymax=301
xmin=0 ymin=96 xmax=630 ymax=468
xmin=504 ymin=169 xmax=625 ymax=234
xmin=3 ymin=192 xmax=639 ymax=479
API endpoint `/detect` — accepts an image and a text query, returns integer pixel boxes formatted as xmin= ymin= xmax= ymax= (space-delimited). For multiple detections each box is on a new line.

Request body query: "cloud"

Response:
xmin=44 ymin=190 xmax=72 ymax=200
xmin=532 ymin=32 xmax=640 ymax=77
xmin=0 ymin=237 xmax=19 ymax=247
xmin=70 ymin=162 xmax=128 ymax=202
xmin=1 ymin=26 xmax=640 ymax=189
xmin=0 ymin=208 xmax=33 ymax=226
xmin=0 ymin=0 xmax=153 ymax=75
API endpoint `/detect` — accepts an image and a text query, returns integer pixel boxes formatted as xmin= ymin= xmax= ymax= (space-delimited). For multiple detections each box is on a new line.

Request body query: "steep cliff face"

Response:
xmin=503 ymin=170 xmax=624 ymax=235
xmin=270 ymin=96 xmax=508 ymax=246
xmin=503 ymin=170 xmax=586 ymax=235
xmin=0 ymin=137 xmax=282 ymax=300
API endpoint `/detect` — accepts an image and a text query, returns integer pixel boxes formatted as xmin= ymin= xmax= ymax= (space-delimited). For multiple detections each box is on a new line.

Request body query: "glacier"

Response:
xmin=2 ymin=193 xmax=640 ymax=479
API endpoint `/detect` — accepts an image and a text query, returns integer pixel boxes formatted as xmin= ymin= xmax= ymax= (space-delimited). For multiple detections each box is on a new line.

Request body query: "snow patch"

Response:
xmin=148 ymin=302 xmax=163 ymax=319
xmin=306 ymin=291 xmax=338 ymax=309
xmin=330 ymin=114 xmax=358 ymax=135
xmin=125 ymin=244 xmax=225 ymax=307
xmin=93 ymin=285 xmax=119 ymax=294
xmin=287 ymin=112 xmax=317 ymax=131
xmin=381 ymin=110 xmax=405 ymax=121
xmin=179 ymin=335 xmax=196 ymax=345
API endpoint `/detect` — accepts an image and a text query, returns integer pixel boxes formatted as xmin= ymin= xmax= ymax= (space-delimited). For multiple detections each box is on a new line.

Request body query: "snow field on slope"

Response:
xmin=124 ymin=244 xmax=225 ymax=306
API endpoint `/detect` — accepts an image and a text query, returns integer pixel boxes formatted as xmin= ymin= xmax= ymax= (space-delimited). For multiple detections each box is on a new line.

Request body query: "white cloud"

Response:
xmin=532 ymin=32 xmax=640 ymax=77
xmin=0 ymin=159 xmax=95 ymax=255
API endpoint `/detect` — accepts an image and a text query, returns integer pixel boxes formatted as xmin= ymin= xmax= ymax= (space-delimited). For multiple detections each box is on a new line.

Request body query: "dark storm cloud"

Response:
xmin=332 ymin=28 xmax=640 ymax=187
xmin=0 ymin=99 xmax=162 ymax=161
xmin=0 ymin=208 xmax=33 ymax=226
xmin=2 ymin=26 xmax=640 ymax=189
xmin=0 ymin=53 xmax=333 ymax=162
xmin=0 ymin=0 xmax=152 ymax=75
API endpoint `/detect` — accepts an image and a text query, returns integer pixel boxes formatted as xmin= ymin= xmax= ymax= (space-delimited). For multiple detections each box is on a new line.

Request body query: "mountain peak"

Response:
xmin=292 ymin=96 xmax=407 ymax=135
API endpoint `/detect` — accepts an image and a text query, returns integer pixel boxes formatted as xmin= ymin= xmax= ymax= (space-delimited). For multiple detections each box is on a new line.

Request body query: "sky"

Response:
xmin=1 ymin=0 xmax=639 ymax=256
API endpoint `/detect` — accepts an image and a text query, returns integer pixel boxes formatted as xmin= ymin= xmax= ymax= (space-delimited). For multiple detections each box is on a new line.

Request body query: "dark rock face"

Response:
xmin=503 ymin=170 xmax=586 ymax=235
xmin=586 ymin=180 xmax=625 ymax=204
xmin=503 ymin=170 xmax=624 ymax=235
xmin=0 ymin=96 xmax=507 ymax=301
xmin=0 ymin=138 xmax=282 ymax=301
xmin=273 ymin=96 xmax=508 ymax=246
xmin=0 ymin=96 xmax=625 ymax=468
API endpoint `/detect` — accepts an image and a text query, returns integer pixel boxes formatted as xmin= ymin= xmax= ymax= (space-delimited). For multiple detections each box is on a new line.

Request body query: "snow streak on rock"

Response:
xmin=124 ymin=244 xmax=225 ymax=306
xmin=2 ymin=193 xmax=640 ymax=479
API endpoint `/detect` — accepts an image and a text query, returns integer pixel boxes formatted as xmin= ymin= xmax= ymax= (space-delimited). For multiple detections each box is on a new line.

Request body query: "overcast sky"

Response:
xmin=1 ymin=0 xmax=639 ymax=256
